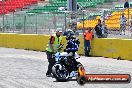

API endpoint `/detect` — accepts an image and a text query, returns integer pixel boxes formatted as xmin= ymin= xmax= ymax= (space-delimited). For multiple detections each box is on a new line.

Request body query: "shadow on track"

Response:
xmin=53 ymin=78 xmax=77 ymax=82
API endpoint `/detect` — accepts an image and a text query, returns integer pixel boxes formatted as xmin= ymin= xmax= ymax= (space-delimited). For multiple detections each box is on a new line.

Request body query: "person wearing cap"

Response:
xmin=83 ymin=27 xmax=94 ymax=56
xmin=45 ymin=28 xmax=63 ymax=77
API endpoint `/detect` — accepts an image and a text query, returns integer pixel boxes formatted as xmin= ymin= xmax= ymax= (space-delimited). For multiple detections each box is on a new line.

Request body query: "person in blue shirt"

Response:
xmin=124 ymin=0 xmax=129 ymax=8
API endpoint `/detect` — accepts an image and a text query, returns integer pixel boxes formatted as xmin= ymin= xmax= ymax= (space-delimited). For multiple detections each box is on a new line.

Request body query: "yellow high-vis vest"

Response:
xmin=46 ymin=34 xmax=62 ymax=52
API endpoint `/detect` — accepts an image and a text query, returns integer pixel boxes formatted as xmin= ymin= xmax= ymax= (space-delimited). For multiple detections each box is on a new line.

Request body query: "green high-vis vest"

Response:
xmin=46 ymin=34 xmax=62 ymax=52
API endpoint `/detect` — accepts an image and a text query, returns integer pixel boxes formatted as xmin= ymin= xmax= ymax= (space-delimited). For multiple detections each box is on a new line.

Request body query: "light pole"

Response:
xmin=64 ymin=12 xmax=67 ymax=32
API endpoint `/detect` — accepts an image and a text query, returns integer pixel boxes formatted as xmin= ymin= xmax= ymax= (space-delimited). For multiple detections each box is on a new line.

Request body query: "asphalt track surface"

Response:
xmin=0 ymin=47 xmax=132 ymax=88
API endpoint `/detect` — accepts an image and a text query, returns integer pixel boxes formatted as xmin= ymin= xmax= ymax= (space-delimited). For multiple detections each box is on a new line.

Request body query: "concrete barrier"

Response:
xmin=0 ymin=33 xmax=85 ymax=54
xmin=0 ymin=33 xmax=49 ymax=51
xmin=0 ymin=33 xmax=132 ymax=60
xmin=91 ymin=38 xmax=132 ymax=60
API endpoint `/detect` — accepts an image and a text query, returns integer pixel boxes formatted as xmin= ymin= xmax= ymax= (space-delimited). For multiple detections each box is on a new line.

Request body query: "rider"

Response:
xmin=65 ymin=31 xmax=80 ymax=69
xmin=46 ymin=28 xmax=63 ymax=77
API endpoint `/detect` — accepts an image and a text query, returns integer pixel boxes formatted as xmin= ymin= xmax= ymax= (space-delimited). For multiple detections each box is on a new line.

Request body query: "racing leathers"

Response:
xmin=65 ymin=37 xmax=80 ymax=69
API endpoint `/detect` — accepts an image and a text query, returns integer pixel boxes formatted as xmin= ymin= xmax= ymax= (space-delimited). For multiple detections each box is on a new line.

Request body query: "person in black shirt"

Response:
xmin=124 ymin=0 xmax=129 ymax=8
xmin=95 ymin=19 xmax=103 ymax=38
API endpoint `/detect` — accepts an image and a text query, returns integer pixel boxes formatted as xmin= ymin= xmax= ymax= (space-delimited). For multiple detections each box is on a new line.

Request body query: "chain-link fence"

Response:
xmin=1 ymin=7 xmax=132 ymax=39
xmin=0 ymin=12 xmax=65 ymax=34
xmin=0 ymin=10 xmax=86 ymax=34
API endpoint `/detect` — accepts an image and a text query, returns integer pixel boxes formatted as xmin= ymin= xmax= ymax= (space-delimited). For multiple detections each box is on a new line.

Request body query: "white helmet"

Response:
xmin=56 ymin=28 xmax=62 ymax=33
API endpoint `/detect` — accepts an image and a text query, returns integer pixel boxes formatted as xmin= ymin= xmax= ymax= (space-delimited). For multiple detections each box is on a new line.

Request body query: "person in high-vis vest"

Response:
xmin=83 ymin=28 xmax=94 ymax=57
xmin=46 ymin=28 xmax=63 ymax=77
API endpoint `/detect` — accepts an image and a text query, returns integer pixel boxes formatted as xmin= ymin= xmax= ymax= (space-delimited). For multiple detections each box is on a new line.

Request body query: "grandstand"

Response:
xmin=0 ymin=0 xmax=132 ymax=34
xmin=77 ymin=8 xmax=132 ymax=30
xmin=0 ymin=0 xmax=39 ymax=14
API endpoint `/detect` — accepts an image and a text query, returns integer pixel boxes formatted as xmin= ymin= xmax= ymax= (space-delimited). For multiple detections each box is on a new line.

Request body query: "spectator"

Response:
xmin=130 ymin=15 xmax=132 ymax=24
xmin=102 ymin=21 xmax=108 ymax=38
xmin=130 ymin=15 xmax=132 ymax=37
xmin=105 ymin=13 xmax=111 ymax=20
xmin=95 ymin=19 xmax=103 ymax=38
xmin=120 ymin=13 xmax=127 ymax=35
xmin=83 ymin=28 xmax=94 ymax=57
xmin=63 ymin=24 xmax=73 ymax=36
xmin=124 ymin=0 xmax=129 ymax=8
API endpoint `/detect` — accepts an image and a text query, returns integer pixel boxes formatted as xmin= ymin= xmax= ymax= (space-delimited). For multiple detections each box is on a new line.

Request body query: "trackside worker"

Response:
xmin=46 ymin=28 xmax=63 ymax=77
xmin=83 ymin=28 xmax=94 ymax=56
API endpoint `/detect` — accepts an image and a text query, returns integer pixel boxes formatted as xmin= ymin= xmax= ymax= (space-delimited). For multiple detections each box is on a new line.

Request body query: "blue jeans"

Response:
xmin=84 ymin=40 xmax=90 ymax=56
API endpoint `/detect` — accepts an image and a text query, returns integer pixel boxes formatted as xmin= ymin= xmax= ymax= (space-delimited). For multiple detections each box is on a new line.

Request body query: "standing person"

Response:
xmin=95 ymin=19 xmax=103 ymax=38
xmin=102 ymin=21 xmax=108 ymax=38
xmin=124 ymin=0 xmax=129 ymax=8
xmin=120 ymin=13 xmax=127 ymax=35
xmin=46 ymin=28 xmax=63 ymax=77
xmin=130 ymin=15 xmax=132 ymax=37
xmin=63 ymin=24 xmax=73 ymax=36
xmin=83 ymin=28 xmax=94 ymax=57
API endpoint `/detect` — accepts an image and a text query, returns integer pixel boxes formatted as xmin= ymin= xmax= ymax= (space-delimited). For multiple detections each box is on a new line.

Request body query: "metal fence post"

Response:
xmin=64 ymin=12 xmax=67 ymax=32
xmin=82 ymin=10 xmax=85 ymax=33
xmin=53 ymin=13 xmax=56 ymax=30
xmin=23 ymin=15 xmax=26 ymax=34
xmin=82 ymin=10 xmax=85 ymax=55
xmin=128 ymin=8 xmax=130 ymax=37
xmin=35 ymin=13 xmax=38 ymax=34
xmin=2 ymin=0 xmax=5 ymax=32
xmin=13 ymin=11 xmax=15 ymax=33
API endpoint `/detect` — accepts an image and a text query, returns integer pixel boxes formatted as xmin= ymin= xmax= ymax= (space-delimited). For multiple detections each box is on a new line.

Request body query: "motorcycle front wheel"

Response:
xmin=52 ymin=63 xmax=70 ymax=82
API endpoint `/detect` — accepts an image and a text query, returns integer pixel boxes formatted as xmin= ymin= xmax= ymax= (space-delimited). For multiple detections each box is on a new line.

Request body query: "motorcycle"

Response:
xmin=51 ymin=49 xmax=85 ymax=82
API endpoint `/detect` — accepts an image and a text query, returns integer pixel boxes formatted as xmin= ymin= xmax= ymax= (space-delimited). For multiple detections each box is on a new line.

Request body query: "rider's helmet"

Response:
xmin=66 ymin=29 xmax=75 ymax=40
